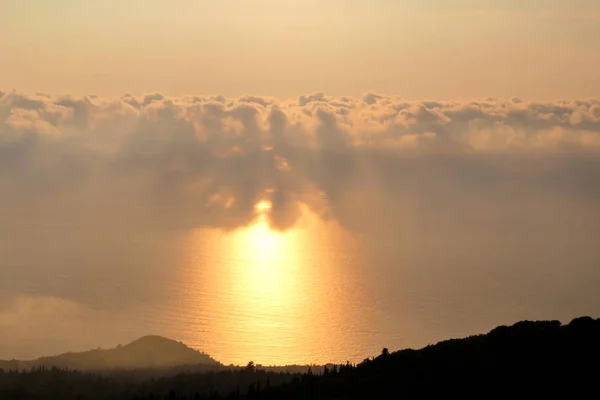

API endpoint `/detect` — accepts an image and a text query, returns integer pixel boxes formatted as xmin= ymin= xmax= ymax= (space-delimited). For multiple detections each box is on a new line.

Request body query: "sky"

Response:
xmin=1 ymin=0 xmax=600 ymax=98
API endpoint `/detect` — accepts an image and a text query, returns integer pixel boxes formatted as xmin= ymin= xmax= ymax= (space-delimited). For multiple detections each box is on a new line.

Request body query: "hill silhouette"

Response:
xmin=0 ymin=335 xmax=220 ymax=372
xmin=263 ymin=316 xmax=600 ymax=399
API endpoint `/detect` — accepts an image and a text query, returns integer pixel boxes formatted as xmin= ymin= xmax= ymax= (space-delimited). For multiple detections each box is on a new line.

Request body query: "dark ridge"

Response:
xmin=263 ymin=316 xmax=600 ymax=398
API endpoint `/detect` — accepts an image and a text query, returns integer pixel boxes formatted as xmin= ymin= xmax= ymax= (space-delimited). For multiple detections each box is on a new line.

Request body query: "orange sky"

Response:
xmin=1 ymin=0 xmax=599 ymax=98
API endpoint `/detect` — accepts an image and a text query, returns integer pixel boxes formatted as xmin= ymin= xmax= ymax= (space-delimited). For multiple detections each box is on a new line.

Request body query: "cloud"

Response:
xmin=1 ymin=92 xmax=600 ymax=236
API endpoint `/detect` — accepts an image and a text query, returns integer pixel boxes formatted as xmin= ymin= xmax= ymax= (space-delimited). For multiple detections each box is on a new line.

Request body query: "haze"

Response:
xmin=1 ymin=0 xmax=600 ymax=366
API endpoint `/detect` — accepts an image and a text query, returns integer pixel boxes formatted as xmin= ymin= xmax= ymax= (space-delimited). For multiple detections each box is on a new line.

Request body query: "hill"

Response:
xmin=264 ymin=316 xmax=600 ymax=399
xmin=0 ymin=335 xmax=220 ymax=372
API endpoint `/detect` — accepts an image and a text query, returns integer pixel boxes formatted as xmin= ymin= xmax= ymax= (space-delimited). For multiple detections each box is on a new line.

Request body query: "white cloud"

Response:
xmin=1 ymin=91 xmax=600 ymax=235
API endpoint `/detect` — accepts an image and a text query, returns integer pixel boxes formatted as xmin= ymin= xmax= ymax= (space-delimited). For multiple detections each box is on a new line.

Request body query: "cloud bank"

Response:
xmin=1 ymin=91 xmax=600 ymax=236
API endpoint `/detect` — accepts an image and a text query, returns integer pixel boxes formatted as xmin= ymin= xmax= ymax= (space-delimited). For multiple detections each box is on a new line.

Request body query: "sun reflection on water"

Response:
xmin=177 ymin=203 xmax=376 ymax=366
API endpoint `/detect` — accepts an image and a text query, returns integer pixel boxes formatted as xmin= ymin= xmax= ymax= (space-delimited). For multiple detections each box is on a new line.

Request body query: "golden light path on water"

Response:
xmin=176 ymin=203 xmax=384 ymax=366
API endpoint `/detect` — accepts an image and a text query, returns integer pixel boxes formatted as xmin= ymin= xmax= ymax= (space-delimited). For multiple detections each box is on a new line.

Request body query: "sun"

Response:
xmin=255 ymin=200 xmax=272 ymax=214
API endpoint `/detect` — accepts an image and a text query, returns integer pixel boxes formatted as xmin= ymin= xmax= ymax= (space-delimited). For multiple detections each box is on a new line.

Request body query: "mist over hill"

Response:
xmin=0 ymin=335 xmax=220 ymax=372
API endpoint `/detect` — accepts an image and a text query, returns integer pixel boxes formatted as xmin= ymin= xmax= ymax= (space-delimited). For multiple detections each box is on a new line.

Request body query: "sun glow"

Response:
xmin=247 ymin=200 xmax=282 ymax=250
xmin=254 ymin=200 xmax=272 ymax=213
xmin=245 ymin=220 xmax=284 ymax=251
xmin=179 ymin=204 xmax=363 ymax=365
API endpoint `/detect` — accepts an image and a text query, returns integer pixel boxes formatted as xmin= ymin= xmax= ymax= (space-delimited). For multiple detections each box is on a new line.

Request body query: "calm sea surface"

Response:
xmin=1 ymin=206 xmax=600 ymax=365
